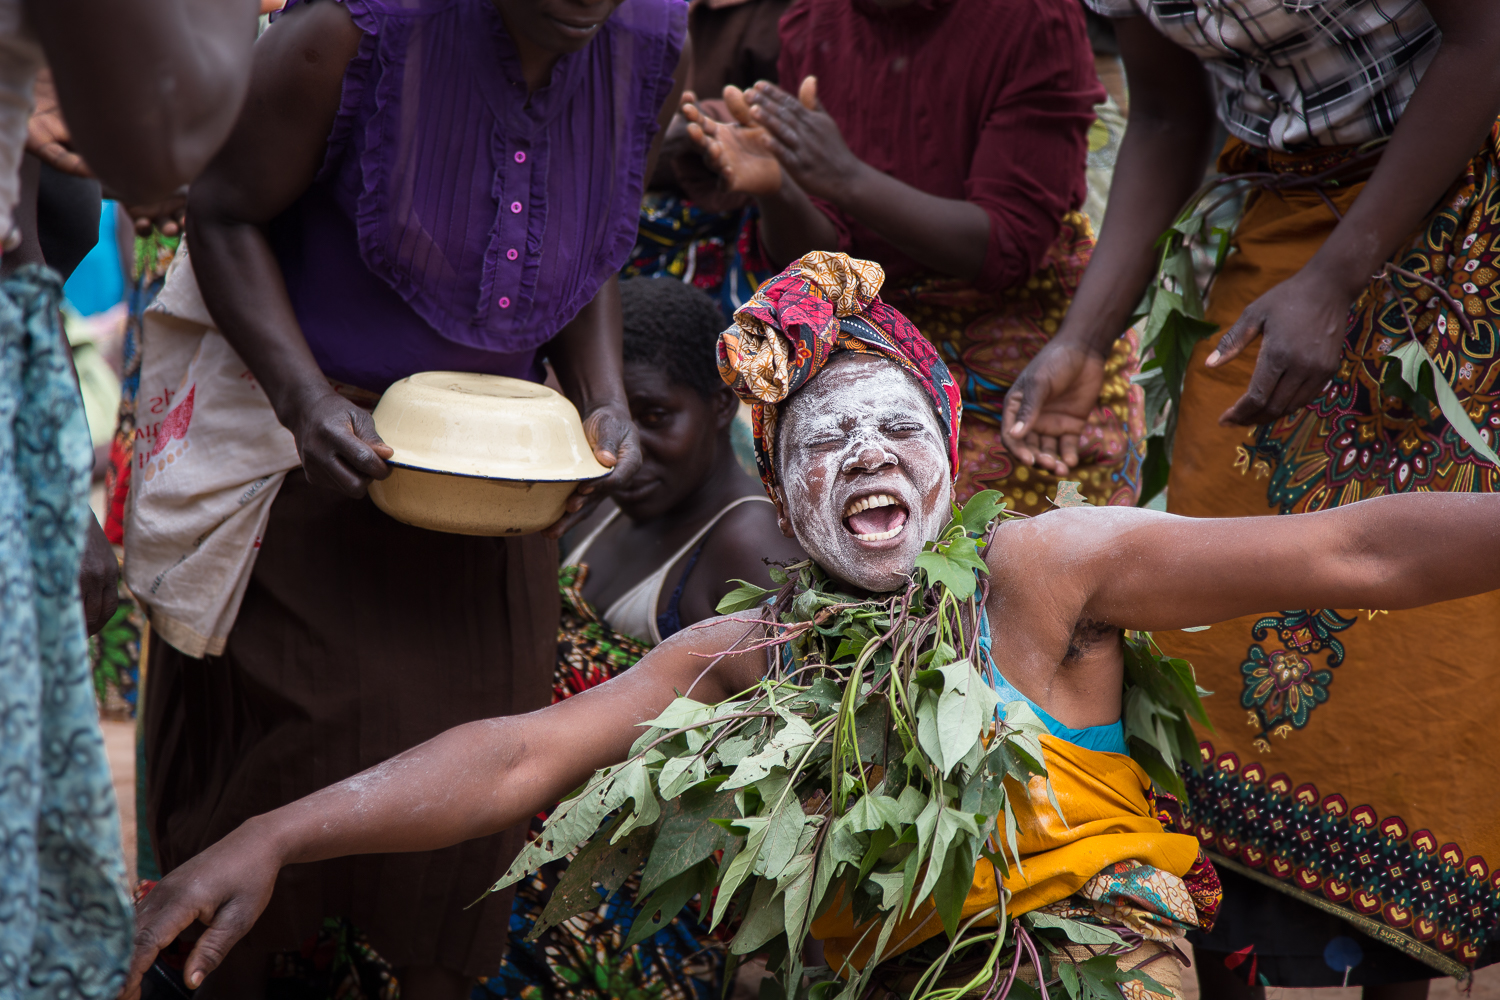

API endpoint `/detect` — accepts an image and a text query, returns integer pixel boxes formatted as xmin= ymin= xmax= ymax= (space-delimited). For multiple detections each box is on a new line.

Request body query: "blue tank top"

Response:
xmin=977 ymin=613 xmax=1128 ymax=755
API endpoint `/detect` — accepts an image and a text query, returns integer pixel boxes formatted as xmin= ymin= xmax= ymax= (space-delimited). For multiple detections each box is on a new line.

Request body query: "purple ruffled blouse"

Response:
xmin=269 ymin=0 xmax=686 ymax=392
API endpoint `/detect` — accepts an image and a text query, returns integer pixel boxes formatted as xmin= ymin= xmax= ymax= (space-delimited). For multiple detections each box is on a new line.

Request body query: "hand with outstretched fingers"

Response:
xmin=287 ymin=388 xmax=394 ymax=497
xmin=1208 ymin=266 xmax=1350 ymax=426
xmin=542 ymin=399 xmax=641 ymax=539
xmin=742 ymin=77 xmax=862 ymax=204
xmin=121 ymin=826 xmax=280 ymax=998
xmin=999 ymin=338 xmax=1108 ymax=476
xmin=681 ymin=87 xmax=782 ymax=197
xmin=79 ymin=513 xmax=118 ymax=636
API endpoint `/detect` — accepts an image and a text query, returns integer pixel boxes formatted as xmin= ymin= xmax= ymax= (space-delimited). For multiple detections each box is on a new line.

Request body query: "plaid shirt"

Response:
xmin=1084 ymin=0 xmax=1439 ymax=150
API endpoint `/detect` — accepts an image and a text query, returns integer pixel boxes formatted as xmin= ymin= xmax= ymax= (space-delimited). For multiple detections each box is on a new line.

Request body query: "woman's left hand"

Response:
xmin=1207 ymin=264 xmax=1353 ymax=426
xmin=742 ymin=77 xmax=862 ymax=205
xmin=542 ymin=400 xmax=641 ymax=540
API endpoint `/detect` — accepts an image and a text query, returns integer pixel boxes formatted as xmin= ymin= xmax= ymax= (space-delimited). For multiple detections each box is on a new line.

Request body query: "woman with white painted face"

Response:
xmin=125 ymin=255 xmax=1500 ymax=996
xmin=491 ymin=277 xmax=805 ymax=1000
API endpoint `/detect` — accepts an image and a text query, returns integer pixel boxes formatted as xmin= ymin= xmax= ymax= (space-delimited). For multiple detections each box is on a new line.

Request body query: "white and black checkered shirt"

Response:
xmin=1084 ymin=0 xmax=1439 ymax=150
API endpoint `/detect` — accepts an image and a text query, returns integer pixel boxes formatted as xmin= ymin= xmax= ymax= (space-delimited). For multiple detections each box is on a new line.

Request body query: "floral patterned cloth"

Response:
xmin=715 ymin=251 xmax=962 ymax=512
xmin=0 ymin=265 xmax=133 ymax=997
xmin=621 ymin=194 xmax=776 ymax=320
xmin=1036 ymin=860 xmax=1201 ymax=944
xmin=1161 ymin=125 xmax=1500 ymax=982
xmin=1246 ymin=122 xmax=1500 ymax=510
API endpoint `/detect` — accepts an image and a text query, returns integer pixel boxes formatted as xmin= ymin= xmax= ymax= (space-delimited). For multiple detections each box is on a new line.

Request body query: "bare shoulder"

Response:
xmin=699 ymin=499 xmax=803 ymax=581
xmin=982 ymin=505 xmax=1185 ymax=630
xmin=250 ymin=0 xmax=364 ymax=108
xmin=189 ymin=0 xmax=364 ymax=221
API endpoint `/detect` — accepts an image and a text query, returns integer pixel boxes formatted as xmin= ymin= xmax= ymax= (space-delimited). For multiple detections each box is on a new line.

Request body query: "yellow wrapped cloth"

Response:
xmin=812 ymin=736 xmax=1202 ymax=974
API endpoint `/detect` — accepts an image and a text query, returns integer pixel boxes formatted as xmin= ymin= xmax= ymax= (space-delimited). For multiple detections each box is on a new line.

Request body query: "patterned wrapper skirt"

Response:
xmin=884 ymin=211 xmax=1146 ymax=514
xmin=1161 ymin=126 xmax=1500 ymax=985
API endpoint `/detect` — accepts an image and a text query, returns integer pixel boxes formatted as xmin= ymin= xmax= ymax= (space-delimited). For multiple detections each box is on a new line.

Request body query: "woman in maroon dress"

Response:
xmin=681 ymin=0 xmax=1144 ymax=514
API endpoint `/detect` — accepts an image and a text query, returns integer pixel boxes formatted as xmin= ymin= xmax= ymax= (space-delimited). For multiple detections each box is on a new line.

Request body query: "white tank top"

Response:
xmin=0 ymin=1 xmax=41 ymax=249
xmin=564 ymin=495 xmax=772 ymax=646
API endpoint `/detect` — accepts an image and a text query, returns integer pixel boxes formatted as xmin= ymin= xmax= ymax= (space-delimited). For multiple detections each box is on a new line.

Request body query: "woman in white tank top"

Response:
xmin=562 ymin=277 xmax=804 ymax=646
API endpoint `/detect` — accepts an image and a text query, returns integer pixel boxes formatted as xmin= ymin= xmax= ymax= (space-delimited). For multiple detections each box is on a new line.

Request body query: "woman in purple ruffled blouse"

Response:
xmin=142 ymin=0 xmax=686 ymax=994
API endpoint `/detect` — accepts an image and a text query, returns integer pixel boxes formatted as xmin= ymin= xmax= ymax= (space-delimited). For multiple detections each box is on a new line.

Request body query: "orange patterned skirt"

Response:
xmin=1162 ymin=130 xmax=1500 ymax=982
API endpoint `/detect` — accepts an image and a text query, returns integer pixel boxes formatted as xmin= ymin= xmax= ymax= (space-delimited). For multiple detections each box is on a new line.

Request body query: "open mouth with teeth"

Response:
xmin=842 ymin=493 xmax=909 ymax=541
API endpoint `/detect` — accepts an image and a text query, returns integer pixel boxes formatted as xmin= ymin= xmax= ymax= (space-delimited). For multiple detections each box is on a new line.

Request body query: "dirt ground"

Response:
xmin=102 ymin=719 xmax=1497 ymax=999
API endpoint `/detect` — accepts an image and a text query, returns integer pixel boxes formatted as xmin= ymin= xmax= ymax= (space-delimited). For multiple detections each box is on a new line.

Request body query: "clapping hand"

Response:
xmin=681 ymin=88 xmax=783 ymax=197
xmin=741 ymin=77 xmax=862 ymax=204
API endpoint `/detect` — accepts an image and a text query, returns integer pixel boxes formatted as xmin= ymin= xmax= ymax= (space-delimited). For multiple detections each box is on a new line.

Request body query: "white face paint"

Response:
xmin=778 ymin=355 xmax=952 ymax=592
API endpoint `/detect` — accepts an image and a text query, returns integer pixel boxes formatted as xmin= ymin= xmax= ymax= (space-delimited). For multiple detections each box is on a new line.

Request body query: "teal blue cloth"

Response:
xmin=0 ymin=265 xmax=132 ymax=996
xmin=61 ymin=202 xmax=124 ymax=317
xmin=977 ymin=613 xmax=1128 ymax=755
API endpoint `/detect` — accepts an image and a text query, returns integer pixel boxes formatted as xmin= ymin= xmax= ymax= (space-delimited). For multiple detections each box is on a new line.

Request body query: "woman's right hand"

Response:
xmin=680 ymin=88 xmax=782 ymax=197
xmin=122 ymin=825 xmax=281 ymax=998
xmin=286 ymin=388 xmax=394 ymax=497
xmin=999 ymin=338 xmax=1108 ymax=475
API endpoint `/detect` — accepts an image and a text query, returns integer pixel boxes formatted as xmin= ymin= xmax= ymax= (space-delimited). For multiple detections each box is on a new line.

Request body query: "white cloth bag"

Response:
xmin=123 ymin=242 xmax=301 ymax=657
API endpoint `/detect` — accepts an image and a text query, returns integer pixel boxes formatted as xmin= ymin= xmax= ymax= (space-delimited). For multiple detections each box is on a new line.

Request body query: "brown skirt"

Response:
xmin=143 ymin=473 xmax=560 ymax=976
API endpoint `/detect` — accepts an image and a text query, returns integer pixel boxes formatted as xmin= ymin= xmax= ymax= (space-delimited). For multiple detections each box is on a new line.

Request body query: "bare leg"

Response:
xmin=1191 ymin=950 xmax=1265 ymax=1000
xmin=1365 ymin=982 xmax=1431 ymax=1000
xmin=397 ymin=964 xmax=473 ymax=1000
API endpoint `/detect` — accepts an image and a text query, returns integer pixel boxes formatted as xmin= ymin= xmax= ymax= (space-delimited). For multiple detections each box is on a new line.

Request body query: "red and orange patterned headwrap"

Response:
xmin=716 ymin=252 xmax=961 ymax=511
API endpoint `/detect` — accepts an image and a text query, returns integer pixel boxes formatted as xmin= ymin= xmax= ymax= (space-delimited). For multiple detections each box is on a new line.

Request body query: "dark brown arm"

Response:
xmin=185 ymin=1 xmax=394 ymax=498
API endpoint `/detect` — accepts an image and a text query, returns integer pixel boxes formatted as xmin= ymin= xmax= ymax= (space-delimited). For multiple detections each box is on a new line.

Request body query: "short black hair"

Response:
xmin=620 ymin=277 xmax=728 ymax=399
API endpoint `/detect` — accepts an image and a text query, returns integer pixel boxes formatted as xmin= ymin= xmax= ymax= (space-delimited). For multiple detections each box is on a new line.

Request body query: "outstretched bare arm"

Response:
xmin=1027 ymin=494 xmax=1500 ymax=632
xmin=123 ymin=618 xmax=767 ymax=997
